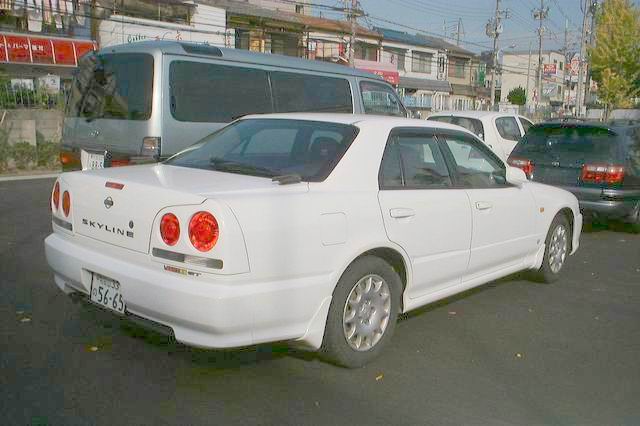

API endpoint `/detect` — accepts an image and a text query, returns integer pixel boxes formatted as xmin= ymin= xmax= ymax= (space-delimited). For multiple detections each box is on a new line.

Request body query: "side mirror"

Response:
xmin=506 ymin=166 xmax=528 ymax=186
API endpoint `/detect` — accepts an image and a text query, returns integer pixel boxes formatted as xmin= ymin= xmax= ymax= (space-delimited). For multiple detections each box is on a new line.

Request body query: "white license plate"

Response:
xmin=90 ymin=273 xmax=126 ymax=314
xmin=82 ymin=150 xmax=104 ymax=170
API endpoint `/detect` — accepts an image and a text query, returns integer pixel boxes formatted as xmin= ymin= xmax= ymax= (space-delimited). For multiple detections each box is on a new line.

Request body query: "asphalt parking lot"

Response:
xmin=1 ymin=177 xmax=639 ymax=426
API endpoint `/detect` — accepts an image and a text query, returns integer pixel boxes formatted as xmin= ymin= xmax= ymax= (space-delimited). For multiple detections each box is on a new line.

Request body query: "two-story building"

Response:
xmin=498 ymin=49 xmax=567 ymax=111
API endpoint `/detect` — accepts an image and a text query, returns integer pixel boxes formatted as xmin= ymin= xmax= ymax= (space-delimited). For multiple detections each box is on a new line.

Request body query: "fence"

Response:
xmin=0 ymin=84 xmax=65 ymax=110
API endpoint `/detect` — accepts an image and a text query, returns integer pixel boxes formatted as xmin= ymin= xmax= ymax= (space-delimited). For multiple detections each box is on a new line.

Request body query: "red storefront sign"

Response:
xmin=0 ymin=33 xmax=96 ymax=66
xmin=359 ymin=68 xmax=400 ymax=85
xmin=354 ymin=59 xmax=400 ymax=86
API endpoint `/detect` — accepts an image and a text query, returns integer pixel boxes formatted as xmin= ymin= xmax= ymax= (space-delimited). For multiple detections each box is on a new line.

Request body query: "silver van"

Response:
xmin=61 ymin=41 xmax=407 ymax=171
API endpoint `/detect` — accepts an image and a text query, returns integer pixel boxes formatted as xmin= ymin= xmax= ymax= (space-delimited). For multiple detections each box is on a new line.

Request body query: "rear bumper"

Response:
xmin=44 ymin=232 xmax=333 ymax=350
xmin=560 ymin=186 xmax=640 ymax=221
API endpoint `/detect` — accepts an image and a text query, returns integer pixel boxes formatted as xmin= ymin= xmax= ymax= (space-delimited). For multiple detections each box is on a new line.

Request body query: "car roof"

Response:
xmin=533 ymin=120 xmax=639 ymax=135
xmin=428 ymin=111 xmax=521 ymax=120
xmin=98 ymin=40 xmax=384 ymax=81
xmin=240 ymin=113 xmax=475 ymax=134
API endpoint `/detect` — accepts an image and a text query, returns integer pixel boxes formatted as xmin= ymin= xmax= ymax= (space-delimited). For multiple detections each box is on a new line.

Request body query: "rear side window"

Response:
xmin=495 ymin=117 xmax=522 ymax=141
xmin=271 ymin=72 xmax=352 ymax=113
xmin=170 ymin=61 xmax=272 ymax=123
xmin=428 ymin=116 xmax=484 ymax=138
xmin=519 ymin=117 xmax=533 ymax=134
xmin=380 ymin=130 xmax=451 ymax=189
xmin=360 ymin=81 xmax=406 ymax=117
xmin=515 ymin=126 xmax=622 ymax=160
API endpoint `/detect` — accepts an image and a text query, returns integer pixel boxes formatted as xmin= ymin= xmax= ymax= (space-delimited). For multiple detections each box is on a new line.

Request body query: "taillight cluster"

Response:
xmin=581 ymin=164 xmax=625 ymax=185
xmin=159 ymin=211 xmax=219 ymax=252
xmin=51 ymin=181 xmax=71 ymax=217
xmin=508 ymin=157 xmax=534 ymax=179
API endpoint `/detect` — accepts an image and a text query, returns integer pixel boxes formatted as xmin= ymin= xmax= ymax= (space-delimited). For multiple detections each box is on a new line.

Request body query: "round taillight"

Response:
xmin=52 ymin=181 xmax=60 ymax=210
xmin=189 ymin=212 xmax=219 ymax=252
xmin=62 ymin=191 xmax=71 ymax=217
xmin=160 ymin=213 xmax=180 ymax=246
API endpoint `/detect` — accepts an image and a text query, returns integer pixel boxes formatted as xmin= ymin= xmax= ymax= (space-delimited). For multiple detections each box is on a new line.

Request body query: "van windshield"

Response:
xmin=66 ymin=53 xmax=153 ymax=121
xmin=166 ymin=119 xmax=359 ymax=181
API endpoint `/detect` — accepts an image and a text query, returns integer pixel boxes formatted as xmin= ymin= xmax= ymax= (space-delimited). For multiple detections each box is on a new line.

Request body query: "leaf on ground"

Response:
xmin=87 ymin=346 xmax=99 ymax=352
xmin=448 ymin=311 xmax=457 ymax=316
xmin=375 ymin=374 xmax=383 ymax=381
xmin=515 ymin=353 xmax=524 ymax=359
xmin=20 ymin=317 xmax=31 ymax=323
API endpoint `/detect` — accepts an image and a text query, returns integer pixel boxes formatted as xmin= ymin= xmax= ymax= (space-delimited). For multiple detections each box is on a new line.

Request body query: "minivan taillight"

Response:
xmin=189 ymin=212 xmax=219 ymax=252
xmin=142 ymin=137 xmax=161 ymax=158
xmin=581 ymin=164 xmax=625 ymax=185
xmin=160 ymin=213 xmax=180 ymax=246
xmin=508 ymin=157 xmax=534 ymax=179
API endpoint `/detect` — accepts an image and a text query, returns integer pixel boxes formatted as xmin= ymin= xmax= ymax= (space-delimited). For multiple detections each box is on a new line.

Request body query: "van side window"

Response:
xmin=360 ymin=81 xmax=406 ymax=117
xmin=270 ymin=72 xmax=353 ymax=113
xmin=170 ymin=61 xmax=272 ymax=123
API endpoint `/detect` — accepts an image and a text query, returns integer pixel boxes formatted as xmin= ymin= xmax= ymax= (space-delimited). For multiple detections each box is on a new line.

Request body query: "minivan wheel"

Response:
xmin=321 ymin=256 xmax=401 ymax=368
xmin=531 ymin=214 xmax=571 ymax=283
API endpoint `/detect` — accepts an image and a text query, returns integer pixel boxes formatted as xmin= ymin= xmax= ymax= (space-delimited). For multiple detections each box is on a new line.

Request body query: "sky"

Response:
xmin=312 ymin=0 xmax=640 ymax=53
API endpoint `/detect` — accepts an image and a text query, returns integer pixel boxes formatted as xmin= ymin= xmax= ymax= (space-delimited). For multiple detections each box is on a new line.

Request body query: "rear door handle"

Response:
xmin=390 ymin=208 xmax=416 ymax=218
xmin=475 ymin=201 xmax=493 ymax=211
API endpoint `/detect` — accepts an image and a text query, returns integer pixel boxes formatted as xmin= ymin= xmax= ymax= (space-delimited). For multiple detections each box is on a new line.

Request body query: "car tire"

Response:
xmin=321 ymin=256 xmax=402 ymax=368
xmin=531 ymin=213 xmax=571 ymax=283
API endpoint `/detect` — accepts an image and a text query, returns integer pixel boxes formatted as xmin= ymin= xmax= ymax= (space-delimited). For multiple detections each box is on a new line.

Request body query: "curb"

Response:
xmin=0 ymin=173 xmax=59 ymax=182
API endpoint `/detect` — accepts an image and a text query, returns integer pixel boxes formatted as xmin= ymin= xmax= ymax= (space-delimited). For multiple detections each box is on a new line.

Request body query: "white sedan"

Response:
xmin=45 ymin=114 xmax=581 ymax=367
xmin=428 ymin=111 xmax=534 ymax=160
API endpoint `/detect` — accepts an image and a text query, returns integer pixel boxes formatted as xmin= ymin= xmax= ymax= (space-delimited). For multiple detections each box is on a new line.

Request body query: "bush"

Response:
xmin=11 ymin=142 xmax=37 ymax=169
xmin=37 ymin=140 xmax=61 ymax=168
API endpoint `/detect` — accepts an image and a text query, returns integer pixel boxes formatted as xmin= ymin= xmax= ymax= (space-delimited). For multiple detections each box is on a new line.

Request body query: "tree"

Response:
xmin=589 ymin=0 xmax=640 ymax=119
xmin=507 ymin=87 xmax=527 ymax=105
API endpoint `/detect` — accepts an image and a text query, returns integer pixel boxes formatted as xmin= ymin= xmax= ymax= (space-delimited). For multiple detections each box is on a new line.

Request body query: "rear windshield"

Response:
xmin=166 ymin=119 xmax=359 ymax=181
xmin=428 ymin=116 xmax=485 ymax=139
xmin=66 ymin=53 xmax=153 ymax=121
xmin=513 ymin=125 xmax=623 ymax=161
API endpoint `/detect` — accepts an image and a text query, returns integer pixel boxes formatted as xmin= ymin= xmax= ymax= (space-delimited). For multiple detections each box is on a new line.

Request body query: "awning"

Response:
xmin=0 ymin=33 xmax=96 ymax=67
xmin=399 ymin=77 xmax=451 ymax=93
xmin=355 ymin=59 xmax=400 ymax=85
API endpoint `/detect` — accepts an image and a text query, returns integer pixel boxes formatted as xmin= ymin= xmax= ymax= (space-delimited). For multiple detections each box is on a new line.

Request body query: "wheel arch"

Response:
xmin=557 ymin=207 xmax=575 ymax=252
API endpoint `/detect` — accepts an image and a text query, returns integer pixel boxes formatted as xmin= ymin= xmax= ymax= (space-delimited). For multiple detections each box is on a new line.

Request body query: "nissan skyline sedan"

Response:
xmin=45 ymin=114 xmax=582 ymax=368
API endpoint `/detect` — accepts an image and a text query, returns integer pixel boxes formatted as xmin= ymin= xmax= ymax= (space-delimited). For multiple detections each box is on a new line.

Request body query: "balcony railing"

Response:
xmin=402 ymin=95 xmax=432 ymax=109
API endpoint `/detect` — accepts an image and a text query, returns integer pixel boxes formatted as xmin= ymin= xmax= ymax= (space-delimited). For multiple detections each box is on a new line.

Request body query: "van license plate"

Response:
xmin=82 ymin=150 xmax=104 ymax=170
xmin=90 ymin=273 xmax=126 ymax=314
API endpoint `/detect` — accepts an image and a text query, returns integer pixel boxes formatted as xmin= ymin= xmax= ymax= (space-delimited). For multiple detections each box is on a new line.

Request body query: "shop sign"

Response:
xmin=0 ymin=33 xmax=96 ymax=66
xmin=543 ymin=63 xmax=557 ymax=75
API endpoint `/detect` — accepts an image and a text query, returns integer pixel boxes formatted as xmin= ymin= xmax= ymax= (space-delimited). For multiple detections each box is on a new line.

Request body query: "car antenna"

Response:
xmin=272 ymin=174 xmax=302 ymax=185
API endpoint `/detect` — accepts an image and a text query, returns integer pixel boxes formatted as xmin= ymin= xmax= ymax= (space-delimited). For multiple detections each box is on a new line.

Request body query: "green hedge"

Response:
xmin=0 ymin=136 xmax=60 ymax=172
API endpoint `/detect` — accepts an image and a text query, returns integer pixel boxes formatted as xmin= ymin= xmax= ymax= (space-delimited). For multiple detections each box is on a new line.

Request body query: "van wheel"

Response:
xmin=531 ymin=214 xmax=571 ymax=283
xmin=321 ymin=256 xmax=401 ymax=368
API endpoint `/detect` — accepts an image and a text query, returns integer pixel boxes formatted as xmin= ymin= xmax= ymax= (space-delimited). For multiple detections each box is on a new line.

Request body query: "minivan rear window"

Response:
xmin=271 ymin=72 xmax=353 ymax=113
xmin=170 ymin=61 xmax=273 ymax=123
xmin=67 ymin=53 xmax=153 ymax=121
xmin=513 ymin=125 xmax=623 ymax=161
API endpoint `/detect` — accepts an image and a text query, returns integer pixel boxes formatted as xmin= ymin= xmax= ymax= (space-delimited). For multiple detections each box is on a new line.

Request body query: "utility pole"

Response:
xmin=486 ymin=0 xmax=509 ymax=109
xmin=576 ymin=0 xmax=590 ymax=116
xmin=347 ymin=0 xmax=358 ymax=67
xmin=562 ymin=18 xmax=569 ymax=112
xmin=533 ymin=0 xmax=548 ymax=112
xmin=454 ymin=18 xmax=464 ymax=47
xmin=525 ymin=40 xmax=533 ymax=108
xmin=586 ymin=1 xmax=598 ymax=109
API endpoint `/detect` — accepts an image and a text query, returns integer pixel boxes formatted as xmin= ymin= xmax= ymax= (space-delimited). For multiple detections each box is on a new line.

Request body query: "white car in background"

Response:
xmin=427 ymin=111 xmax=534 ymax=160
xmin=45 ymin=114 xmax=581 ymax=368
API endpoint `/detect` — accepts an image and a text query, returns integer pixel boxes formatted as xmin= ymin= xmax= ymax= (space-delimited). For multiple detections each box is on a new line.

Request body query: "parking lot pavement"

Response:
xmin=1 ymin=178 xmax=639 ymax=426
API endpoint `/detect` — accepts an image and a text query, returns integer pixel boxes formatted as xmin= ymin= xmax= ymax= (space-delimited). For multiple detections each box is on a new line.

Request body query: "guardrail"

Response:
xmin=403 ymin=95 xmax=432 ymax=109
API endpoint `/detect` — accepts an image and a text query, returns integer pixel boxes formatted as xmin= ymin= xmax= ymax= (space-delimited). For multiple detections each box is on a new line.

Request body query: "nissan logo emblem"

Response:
xmin=104 ymin=197 xmax=114 ymax=209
